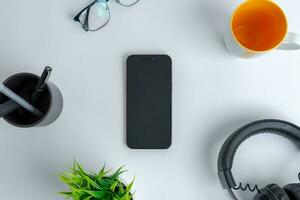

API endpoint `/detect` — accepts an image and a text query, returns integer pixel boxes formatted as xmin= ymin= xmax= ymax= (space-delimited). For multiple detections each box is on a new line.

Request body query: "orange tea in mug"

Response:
xmin=225 ymin=0 xmax=300 ymax=58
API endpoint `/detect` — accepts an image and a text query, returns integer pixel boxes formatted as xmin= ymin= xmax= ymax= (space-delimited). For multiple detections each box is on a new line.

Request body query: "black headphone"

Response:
xmin=217 ymin=119 xmax=300 ymax=200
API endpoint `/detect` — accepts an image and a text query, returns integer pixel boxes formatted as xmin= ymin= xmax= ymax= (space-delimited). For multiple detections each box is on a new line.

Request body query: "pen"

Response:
xmin=0 ymin=83 xmax=43 ymax=117
xmin=31 ymin=66 xmax=52 ymax=104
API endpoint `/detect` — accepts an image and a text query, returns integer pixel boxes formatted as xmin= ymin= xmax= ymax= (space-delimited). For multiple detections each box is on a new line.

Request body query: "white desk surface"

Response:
xmin=1 ymin=0 xmax=300 ymax=199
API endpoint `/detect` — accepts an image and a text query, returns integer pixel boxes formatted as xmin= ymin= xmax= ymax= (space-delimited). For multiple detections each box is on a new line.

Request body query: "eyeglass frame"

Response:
xmin=73 ymin=0 xmax=140 ymax=32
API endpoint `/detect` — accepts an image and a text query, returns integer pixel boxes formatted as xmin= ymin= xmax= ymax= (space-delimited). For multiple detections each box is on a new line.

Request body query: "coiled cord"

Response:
xmin=233 ymin=183 xmax=259 ymax=192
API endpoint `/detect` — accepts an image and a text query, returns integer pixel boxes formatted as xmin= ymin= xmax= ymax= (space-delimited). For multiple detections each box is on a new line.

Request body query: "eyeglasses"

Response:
xmin=73 ymin=0 xmax=140 ymax=32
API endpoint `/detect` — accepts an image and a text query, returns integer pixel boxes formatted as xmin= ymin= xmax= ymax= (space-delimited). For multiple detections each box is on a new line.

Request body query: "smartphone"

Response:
xmin=126 ymin=55 xmax=172 ymax=149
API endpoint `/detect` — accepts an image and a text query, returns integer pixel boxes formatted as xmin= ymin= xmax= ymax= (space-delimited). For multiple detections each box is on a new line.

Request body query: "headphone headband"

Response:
xmin=217 ymin=119 xmax=300 ymax=190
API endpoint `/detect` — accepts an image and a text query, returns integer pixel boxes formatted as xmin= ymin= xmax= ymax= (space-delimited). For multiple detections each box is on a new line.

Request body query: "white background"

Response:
xmin=1 ymin=0 xmax=300 ymax=199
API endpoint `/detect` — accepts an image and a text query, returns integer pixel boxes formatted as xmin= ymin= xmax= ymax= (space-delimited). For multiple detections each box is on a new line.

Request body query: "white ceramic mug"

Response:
xmin=225 ymin=0 xmax=300 ymax=58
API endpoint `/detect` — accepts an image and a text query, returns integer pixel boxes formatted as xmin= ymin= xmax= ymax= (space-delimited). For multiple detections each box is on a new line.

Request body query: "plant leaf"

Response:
xmin=110 ymin=180 xmax=119 ymax=192
xmin=58 ymin=161 xmax=134 ymax=200
xmin=84 ymin=190 xmax=107 ymax=199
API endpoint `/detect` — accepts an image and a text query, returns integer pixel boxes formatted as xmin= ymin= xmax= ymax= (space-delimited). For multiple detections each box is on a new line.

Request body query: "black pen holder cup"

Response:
xmin=0 ymin=73 xmax=63 ymax=128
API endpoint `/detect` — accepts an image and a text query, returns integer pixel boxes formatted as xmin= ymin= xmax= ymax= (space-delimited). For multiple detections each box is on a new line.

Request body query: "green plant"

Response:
xmin=59 ymin=161 xmax=134 ymax=200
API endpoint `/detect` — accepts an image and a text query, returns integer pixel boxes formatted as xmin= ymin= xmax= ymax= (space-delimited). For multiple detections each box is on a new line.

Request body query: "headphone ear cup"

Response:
xmin=283 ymin=184 xmax=300 ymax=200
xmin=254 ymin=191 xmax=269 ymax=200
xmin=254 ymin=184 xmax=290 ymax=200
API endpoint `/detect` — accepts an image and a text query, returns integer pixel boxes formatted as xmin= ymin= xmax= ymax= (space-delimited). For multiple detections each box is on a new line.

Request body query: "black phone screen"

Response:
xmin=126 ymin=55 xmax=172 ymax=149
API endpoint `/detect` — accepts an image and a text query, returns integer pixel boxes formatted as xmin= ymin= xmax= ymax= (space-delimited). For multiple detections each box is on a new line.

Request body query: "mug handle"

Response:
xmin=277 ymin=32 xmax=300 ymax=50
